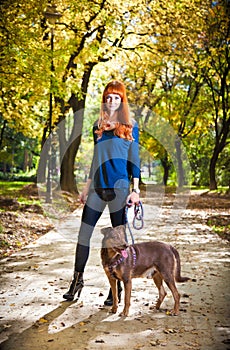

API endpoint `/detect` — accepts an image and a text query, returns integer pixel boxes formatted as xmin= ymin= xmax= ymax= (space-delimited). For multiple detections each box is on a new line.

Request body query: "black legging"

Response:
xmin=74 ymin=188 xmax=129 ymax=272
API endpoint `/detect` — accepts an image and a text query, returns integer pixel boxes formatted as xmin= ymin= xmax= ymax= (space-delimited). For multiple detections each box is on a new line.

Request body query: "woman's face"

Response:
xmin=105 ymin=93 xmax=122 ymax=115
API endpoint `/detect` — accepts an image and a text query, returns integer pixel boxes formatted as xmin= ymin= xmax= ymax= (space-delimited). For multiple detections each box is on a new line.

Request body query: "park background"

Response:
xmin=0 ymin=0 xmax=229 ymax=257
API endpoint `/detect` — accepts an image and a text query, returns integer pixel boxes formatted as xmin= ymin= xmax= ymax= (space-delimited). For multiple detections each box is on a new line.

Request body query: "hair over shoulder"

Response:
xmin=95 ymin=80 xmax=133 ymax=141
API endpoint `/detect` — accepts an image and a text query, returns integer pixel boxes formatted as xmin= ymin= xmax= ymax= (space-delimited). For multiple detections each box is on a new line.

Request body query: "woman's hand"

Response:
xmin=80 ymin=188 xmax=88 ymax=204
xmin=126 ymin=191 xmax=140 ymax=206
xmin=80 ymin=179 xmax=92 ymax=204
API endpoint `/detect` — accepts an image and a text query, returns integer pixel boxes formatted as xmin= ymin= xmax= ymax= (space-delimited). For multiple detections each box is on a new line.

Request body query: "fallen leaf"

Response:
xmin=38 ymin=317 xmax=48 ymax=324
xmin=164 ymin=328 xmax=178 ymax=334
xmin=3 ymin=324 xmax=12 ymax=330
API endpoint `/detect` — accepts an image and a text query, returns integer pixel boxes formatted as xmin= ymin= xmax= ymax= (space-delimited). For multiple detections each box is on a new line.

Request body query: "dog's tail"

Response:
xmin=170 ymin=245 xmax=190 ymax=282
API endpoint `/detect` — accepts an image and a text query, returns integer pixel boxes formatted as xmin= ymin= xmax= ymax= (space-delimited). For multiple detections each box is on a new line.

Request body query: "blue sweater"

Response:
xmin=89 ymin=120 xmax=140 ymax=189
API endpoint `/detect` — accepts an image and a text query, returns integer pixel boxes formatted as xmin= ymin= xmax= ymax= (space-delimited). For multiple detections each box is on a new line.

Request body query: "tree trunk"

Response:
xmin=59 ymin=64 xmax=95 ymax=193
xmin=60 ymin=144 xmax=78 ymax=193
xmin=0 ymin=119 xmax=7 ymax=149
xmin=209 ymin=168 xmax=217 ymax=190
xmin=59 ymin=108 xmax=83 ymax=193
xmin=160 ymin=154 xmax=171 ymax=186
xmin=209 ymin=119 xmax=230 ymax=190
xmin=23 ymin=149 xmax=28 ymax=172
xmin=37 ymin=141 xmax=49 ymax=185
xmin=209 ymin=149 xmax=218 ymax=190
xmin=38 ymin=126 xmax=49 ymax=183
xmin=148 ymin=157 xmax=152 ymax=178
xmin=175 ymin=136 xmax=185 ymax=187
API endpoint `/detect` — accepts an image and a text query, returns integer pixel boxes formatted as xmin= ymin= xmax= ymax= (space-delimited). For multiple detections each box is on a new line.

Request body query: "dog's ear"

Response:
xmin=101 ymin=227 xmax=112 ymax=236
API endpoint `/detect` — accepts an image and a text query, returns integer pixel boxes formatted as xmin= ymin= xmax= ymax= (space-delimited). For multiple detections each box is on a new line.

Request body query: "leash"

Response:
xmin=125 ymin=201 xmax=144 ymax=244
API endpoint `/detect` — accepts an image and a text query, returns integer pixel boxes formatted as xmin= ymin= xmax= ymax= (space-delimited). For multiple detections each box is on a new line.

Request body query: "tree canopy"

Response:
xmin=0 ymin=0 xmax=229 ymax=191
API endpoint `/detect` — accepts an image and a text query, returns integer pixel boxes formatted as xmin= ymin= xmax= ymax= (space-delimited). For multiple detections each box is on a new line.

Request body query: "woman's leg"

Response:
xmin=63 ymin=191 xmax=106 ymax=300
xmin=109 ymin=188 xmax=128 ymax=227
xmin=75 ymin=206 xmax=104 ymax=271
xmin=75 ymin=190 xmax=107 ymax=268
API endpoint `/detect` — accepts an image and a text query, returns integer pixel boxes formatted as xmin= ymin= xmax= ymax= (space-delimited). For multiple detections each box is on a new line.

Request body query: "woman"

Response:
xmin=63 ymin=80 xmax=140 ymax=305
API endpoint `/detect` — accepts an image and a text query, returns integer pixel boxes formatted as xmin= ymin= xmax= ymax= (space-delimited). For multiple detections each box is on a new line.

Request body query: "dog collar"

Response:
xmin=108 ymin=246 xmax=136 ymax=278
xmin=108 ymin=253 xmax=126 ymax=277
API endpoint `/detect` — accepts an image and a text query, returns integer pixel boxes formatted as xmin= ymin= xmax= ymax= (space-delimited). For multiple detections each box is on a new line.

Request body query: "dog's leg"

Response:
xmin=120 ymin=279 xmax=132 ymax=317
xmin=164 ymin=280 xmax=180 ymax=315
xmin=108 ymin=277 xmax=118 ymax=314
xmin=151 ymin=272 xmax=167 ymax=311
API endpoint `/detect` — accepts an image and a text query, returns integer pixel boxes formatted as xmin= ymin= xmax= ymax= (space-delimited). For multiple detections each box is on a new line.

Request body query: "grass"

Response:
xmin=190 ymin=185 xmax=229 ymax=194
xmin=0 ymin=181 xmax=33 ymax=196
xmin=0 ymin=181 xmax=41 ymax=206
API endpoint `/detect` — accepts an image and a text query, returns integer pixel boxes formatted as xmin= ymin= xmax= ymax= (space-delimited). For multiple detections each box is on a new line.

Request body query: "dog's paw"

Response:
xmin=111 ymin=306 xmax=118 ymax=314
xmin=119 ymin=309 xmax=129 ymax=317
xmin=149 ymin=302 xmax=161 ymax=311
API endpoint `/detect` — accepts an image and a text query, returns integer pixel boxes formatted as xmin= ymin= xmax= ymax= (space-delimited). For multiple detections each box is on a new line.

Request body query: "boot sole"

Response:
xmin=63 ymin=295 xmax=74 ymax=301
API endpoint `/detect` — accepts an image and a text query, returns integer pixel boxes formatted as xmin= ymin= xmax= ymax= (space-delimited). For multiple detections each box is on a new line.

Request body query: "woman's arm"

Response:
xmin=126 ymin=177 xmax=140 ymax=205
xmin=132 ymin=177 xmax=140 ymax=191
xmin=127 ymin=121 xmax=140 ymax=205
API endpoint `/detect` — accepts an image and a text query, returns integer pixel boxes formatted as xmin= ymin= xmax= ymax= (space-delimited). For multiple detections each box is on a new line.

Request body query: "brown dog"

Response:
xmin=101 ymin=225 xmax=190 ymax=316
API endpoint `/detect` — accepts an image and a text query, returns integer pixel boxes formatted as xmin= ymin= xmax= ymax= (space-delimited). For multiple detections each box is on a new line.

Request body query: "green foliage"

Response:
xmin=0 ymin=223 xmax=4 ymax=234
xmin=0 ymin=115 xmax=40 ymax=178
xmin=0 ymin=181 xmax=41 ymax=208
xmin=0 ymin=181 xmax=32 ymax=196
xmin=0 ymin=0 xmax=229 ymax=189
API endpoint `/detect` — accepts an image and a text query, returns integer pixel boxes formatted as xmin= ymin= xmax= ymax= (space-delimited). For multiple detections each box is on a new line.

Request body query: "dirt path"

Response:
xmin=0 ymin=192 xmax=229 ymax=350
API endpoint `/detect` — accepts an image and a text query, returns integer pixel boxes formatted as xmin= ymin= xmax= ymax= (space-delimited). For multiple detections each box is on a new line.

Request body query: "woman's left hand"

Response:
xmin=126 ymin=192 xmax=140 ymax=206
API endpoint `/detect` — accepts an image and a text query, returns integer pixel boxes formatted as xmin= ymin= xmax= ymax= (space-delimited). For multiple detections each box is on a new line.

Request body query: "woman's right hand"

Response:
xmin=80 ymin=189 xmax=88 ymax=204
xmin=80 ymin=179 xmax=91 ymax=204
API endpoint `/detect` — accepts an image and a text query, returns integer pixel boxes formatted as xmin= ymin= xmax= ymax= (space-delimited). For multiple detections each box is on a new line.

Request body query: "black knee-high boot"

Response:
xmin=63 ymin=244 xmax=89 ymax=301
xmin=63 ymin=272 xmax=84 ymax=301
xmin=104 ymin=280 xmax=122 ymax=306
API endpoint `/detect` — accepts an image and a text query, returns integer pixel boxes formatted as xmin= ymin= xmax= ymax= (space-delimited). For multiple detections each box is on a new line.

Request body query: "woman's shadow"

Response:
xmin=0 ymin=298 xmax=156 ymax=350
xmin=0 ymin=299 xmax=122 ymax=350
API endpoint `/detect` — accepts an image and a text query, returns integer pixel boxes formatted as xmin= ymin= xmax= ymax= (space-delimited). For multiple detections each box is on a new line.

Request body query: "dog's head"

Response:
xmin=101 ymin=225 xmax=128 ymax=252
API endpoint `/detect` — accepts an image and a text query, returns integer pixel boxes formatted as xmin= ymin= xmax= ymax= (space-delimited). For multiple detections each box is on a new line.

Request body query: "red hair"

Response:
xmin=95 ymin=80 xmax=133 ymax=141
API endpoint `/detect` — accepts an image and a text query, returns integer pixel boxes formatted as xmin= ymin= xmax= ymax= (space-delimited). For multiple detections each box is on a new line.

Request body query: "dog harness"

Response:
xmin=108 ymin=245 xmax=137 ymax=278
